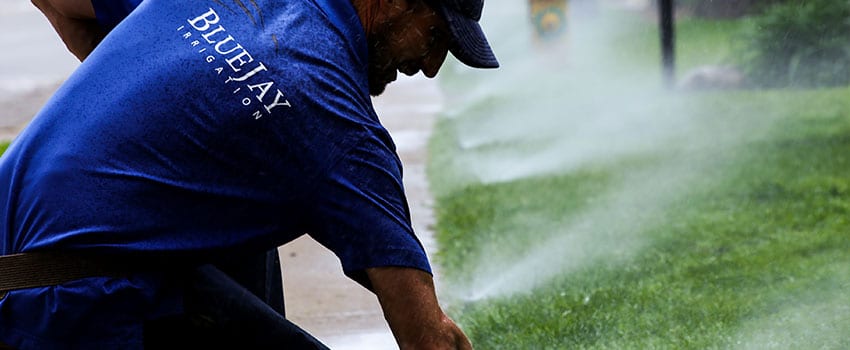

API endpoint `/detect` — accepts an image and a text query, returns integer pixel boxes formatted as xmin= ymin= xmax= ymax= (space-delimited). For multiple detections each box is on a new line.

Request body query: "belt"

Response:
xmin=0 ymin=252 xmax=149 ymax=297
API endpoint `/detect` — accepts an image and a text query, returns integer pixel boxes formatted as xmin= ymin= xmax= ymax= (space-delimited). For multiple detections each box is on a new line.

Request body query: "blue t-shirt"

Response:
xmin=0 ymin=0 xmax=430 ymax=347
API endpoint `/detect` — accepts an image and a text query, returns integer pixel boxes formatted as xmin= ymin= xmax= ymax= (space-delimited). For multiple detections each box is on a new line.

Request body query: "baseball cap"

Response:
xmin=433 ymin=0 xmax=500 ymax=68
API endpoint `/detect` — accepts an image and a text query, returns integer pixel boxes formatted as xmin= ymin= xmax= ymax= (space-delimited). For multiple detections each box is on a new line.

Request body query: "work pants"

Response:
xmin=144 ymin=250 xmax=330 ymax=349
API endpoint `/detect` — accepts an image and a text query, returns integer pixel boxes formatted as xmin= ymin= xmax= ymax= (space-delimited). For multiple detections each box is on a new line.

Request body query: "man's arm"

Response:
xmin=367 ymin=267 xmax=473 ymax=350
xmin=31 ymin=0 xmax=103 ymax=61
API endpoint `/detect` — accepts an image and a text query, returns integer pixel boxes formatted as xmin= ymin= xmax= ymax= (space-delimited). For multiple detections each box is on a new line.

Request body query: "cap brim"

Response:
xmin=437 ymin=6 xmax=500 ymax=69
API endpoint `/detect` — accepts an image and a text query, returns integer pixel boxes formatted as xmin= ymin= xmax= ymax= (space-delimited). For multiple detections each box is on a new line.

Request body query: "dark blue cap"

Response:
xmin=435 ymin=0 xmax=499 ymax=68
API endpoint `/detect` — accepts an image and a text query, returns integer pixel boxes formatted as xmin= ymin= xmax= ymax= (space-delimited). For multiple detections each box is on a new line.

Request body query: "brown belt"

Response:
xmin=0 ymin=252 xmax=141 ymax=297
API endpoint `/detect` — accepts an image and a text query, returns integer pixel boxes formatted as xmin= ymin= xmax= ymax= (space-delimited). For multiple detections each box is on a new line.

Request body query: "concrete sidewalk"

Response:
xmin=0 ymin=3 xmax=78 ymax=142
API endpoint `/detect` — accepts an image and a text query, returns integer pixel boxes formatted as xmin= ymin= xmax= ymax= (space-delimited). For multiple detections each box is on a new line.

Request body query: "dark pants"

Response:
xmin=215 ymin=250 xmax=287 ymax=316
xmin=144 ymin=250 xmax=329 ymax=349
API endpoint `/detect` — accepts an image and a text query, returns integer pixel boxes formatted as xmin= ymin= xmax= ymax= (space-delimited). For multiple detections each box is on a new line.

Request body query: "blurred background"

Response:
xmin=0 ymin=0 xmax=78 ymax=139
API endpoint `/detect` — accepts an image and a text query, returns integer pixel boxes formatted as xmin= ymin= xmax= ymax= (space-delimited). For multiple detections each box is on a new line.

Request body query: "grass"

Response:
xmin=0 ymin=141 xmax=8 ymax=155
xmin=676 ymin=18 xmax=753 ymax=72
xmin=429 ymin=8 xmax=850 ymax=349
xmin=438 ymin=89 xmax=850 ymax=349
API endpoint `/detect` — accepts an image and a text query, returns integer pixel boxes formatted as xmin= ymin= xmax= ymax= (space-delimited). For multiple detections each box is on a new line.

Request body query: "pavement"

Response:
xmin=0 ymin=2 xmax=78 ymax=140
xmin=0 ymin=84 xmax=60 ymax=140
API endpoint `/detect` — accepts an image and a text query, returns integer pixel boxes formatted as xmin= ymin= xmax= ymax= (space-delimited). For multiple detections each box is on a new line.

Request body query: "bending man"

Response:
xmin=0 ymin=0 xmax=498 ymax=348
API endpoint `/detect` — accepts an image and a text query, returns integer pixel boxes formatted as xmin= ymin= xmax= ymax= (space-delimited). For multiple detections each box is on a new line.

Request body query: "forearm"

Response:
xmin=367 ymin=266 xmax=472 ymax=349
xmin=31 ymin=0 xmax=104 ymax=61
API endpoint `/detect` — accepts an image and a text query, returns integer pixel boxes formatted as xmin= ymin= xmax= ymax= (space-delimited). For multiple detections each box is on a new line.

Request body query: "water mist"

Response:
xmin=436 ymin=1 xmax=777 ymax=302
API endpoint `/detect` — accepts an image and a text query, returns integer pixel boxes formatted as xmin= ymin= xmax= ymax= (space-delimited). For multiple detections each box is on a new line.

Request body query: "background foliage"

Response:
xmin=737 ymin=0 xmax=850 ymax=88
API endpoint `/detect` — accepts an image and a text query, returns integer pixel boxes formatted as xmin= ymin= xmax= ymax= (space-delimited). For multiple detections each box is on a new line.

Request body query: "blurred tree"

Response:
xmin=684 ymin=0 xmax=792 ymax=18
xmin=738 ymin=0 xmax=850 ymax=88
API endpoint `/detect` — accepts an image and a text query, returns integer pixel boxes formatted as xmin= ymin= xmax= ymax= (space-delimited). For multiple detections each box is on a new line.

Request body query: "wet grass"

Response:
xmin=429 ymin=10 xmax=850 ymax=350
xmin=434 ymin=89 xmax=850 ymax=349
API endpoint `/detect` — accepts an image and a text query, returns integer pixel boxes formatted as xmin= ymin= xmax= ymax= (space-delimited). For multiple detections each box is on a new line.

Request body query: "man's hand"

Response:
xmin=367 ymin=266 xmax=473 ymax=350
xmin=31 ymin=0 xmax=104 ymax=61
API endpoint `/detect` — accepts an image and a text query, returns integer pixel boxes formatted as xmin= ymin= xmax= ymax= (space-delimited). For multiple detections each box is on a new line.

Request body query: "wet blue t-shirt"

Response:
xmin=0 ymin=0 xmax=430 ymax=347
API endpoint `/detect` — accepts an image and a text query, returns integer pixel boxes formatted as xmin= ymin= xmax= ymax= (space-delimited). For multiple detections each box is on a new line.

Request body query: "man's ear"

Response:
xmin=354 ymin=0 xmax=414 ymax=33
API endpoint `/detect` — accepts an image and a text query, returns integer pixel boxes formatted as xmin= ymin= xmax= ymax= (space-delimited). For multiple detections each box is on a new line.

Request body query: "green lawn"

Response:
xmin=430 ymin=7 xmax=850 ymax=349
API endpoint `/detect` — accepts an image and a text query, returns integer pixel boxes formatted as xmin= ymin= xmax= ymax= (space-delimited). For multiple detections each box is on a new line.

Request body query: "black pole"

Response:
xmin=659 ymin=0 xmax=675 ymax=87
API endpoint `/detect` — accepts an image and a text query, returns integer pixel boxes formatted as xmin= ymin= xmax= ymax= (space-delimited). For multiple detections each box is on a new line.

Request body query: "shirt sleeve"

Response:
xmin=308 ymin=136 xmax=432 ymax=289
xmin=90 ymin=0 xmax=143 ymax=31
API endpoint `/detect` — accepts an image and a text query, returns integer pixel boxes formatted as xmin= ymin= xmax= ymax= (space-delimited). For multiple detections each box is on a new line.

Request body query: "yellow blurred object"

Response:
xmin=530 ymin=0 xmax=568 ymax=40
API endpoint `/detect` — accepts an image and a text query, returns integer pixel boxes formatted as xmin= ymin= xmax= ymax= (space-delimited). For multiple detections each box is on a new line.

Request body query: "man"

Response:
xmin=0 ymin=0 xmax=497 ymax=348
